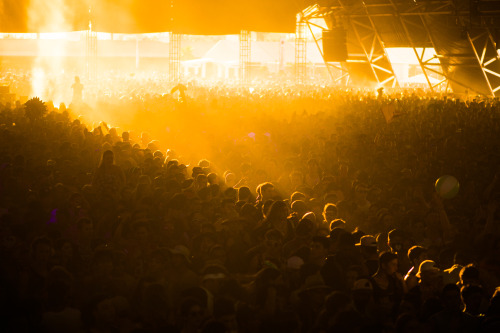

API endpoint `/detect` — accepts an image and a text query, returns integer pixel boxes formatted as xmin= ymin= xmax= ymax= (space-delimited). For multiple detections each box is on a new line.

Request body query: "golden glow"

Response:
xmin=385 ymin=47 xmax=445 ymax=87
xmin=38 ymin=32 xmax=71 ymax=40
xmin=0 ymin=33 xmax=37 ymax=39
xmin=28 ymin=0 xmax=72 ymax=105
xmin=385 ymin=48 xmax=440 ymax=65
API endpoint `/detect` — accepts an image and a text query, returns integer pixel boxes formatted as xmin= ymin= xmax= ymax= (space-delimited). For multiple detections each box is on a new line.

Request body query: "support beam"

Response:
xmin=295 ymin=20 xmax=307 ymax=83
xmin=301 ymin=0 xmax=500 ymax=95
xmin=305 ymin=21 xmax=348 ymax=85
xmin=463 ymin=22 xmax=500 ymax=97
xmin=387 ymin=0 xmax=444 ymax=92
xmin=169 ymin=33 xmax=181 ymax=83
xmin=299 ymin=2 xmax=397 ymax=87
xmin=347 ymin=14 xmax=398 ymax=87
xmin=466 ymin=31 xmax=495 ymax=96
xmin=239 ymin=30 xmax=251 ymax=85
xmin=85 ymin=8 xmax=97 ymax=82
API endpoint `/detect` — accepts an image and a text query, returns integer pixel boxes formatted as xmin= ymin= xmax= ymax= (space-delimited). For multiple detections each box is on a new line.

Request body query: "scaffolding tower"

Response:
xmin=295 ymin=19 xmax=307 ymax=83
xmin=239 ymin=30 xmax=251 ymax=84
xmin=169 ymin=33 xmax=181 ymax=83
xmin=85 ymin=9 xmax=97 ymax=82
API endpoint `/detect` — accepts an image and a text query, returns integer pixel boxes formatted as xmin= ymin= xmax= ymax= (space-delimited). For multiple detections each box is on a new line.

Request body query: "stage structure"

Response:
xmin=239 ymin=30 xmax=251 ymax=84
xmin=295 ymin=21 xmax=308 ymax=83
xmin=169 ymin=33 xmax=182 ymax=83
xmin=299 ymin=3 xmax=398 ymax=88
xmin=298 ymin=0 xmax=500 ymax=96
xmin=85 ymin=8 xmax=97 ymax=82
xmin=2 ymin=1 xmax=499 ymax=95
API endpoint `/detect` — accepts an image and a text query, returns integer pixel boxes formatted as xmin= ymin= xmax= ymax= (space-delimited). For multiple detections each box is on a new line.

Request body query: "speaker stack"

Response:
xmin=322 ymin=28 xmax=348 ymax=62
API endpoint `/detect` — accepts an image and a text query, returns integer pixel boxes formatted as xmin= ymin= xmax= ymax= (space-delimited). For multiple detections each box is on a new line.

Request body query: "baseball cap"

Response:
xmin=416 ymin=260 xmax=440 ymax=278
xmin=355 ymin=235 xmax=377 ymax=247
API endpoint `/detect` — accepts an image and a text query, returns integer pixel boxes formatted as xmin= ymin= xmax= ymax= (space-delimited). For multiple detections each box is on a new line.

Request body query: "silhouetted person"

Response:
xmin=71 ymin=76 xmax=83 ymax=103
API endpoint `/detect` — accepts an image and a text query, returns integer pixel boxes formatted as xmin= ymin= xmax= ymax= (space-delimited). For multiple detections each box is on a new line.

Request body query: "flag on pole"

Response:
xmin=381 ymin=102 xmax=397 ymax=123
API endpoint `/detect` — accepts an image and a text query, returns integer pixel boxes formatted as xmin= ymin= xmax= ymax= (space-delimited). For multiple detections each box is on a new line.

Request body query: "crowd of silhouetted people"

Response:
xmin=1 ymin=81 xmax=500 ymax=333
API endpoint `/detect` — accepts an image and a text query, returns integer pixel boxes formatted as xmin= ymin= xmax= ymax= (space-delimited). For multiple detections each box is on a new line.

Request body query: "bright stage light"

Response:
xmin=385 ymin=48 xmax=439 ymax=65
xmin=28 ymin=0 xmax=72 ymax=105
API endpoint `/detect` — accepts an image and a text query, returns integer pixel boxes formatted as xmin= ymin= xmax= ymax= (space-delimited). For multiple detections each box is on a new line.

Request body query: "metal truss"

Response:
xmin=305 ymin=18 xmax=349 ymax=85
xmin=299 ymin=5 xmax=349 ymax=85
xmin=346 ymin=5 xmax=398 ymax=88
xmin=85 ymin=8 xmax=97 ymax=82
xmin=311 ymin=0 xmax=500 ymax=96
xmin=300 ymin=3 xmax=398 ymax=87
xmin=321 ymin=1 xmax=500 ymax=18
xmin=387 ymin=0 xmax=450 ymax=93
xmin=295 ymin=20 xmax=307 ymax=83
xmin=463 ymin=22 xmax=500 ymax=96
xmin=239 ymin=30 xmax=251 ymax=85
xmin=169 ymin=33 xmax=181 ymax=83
